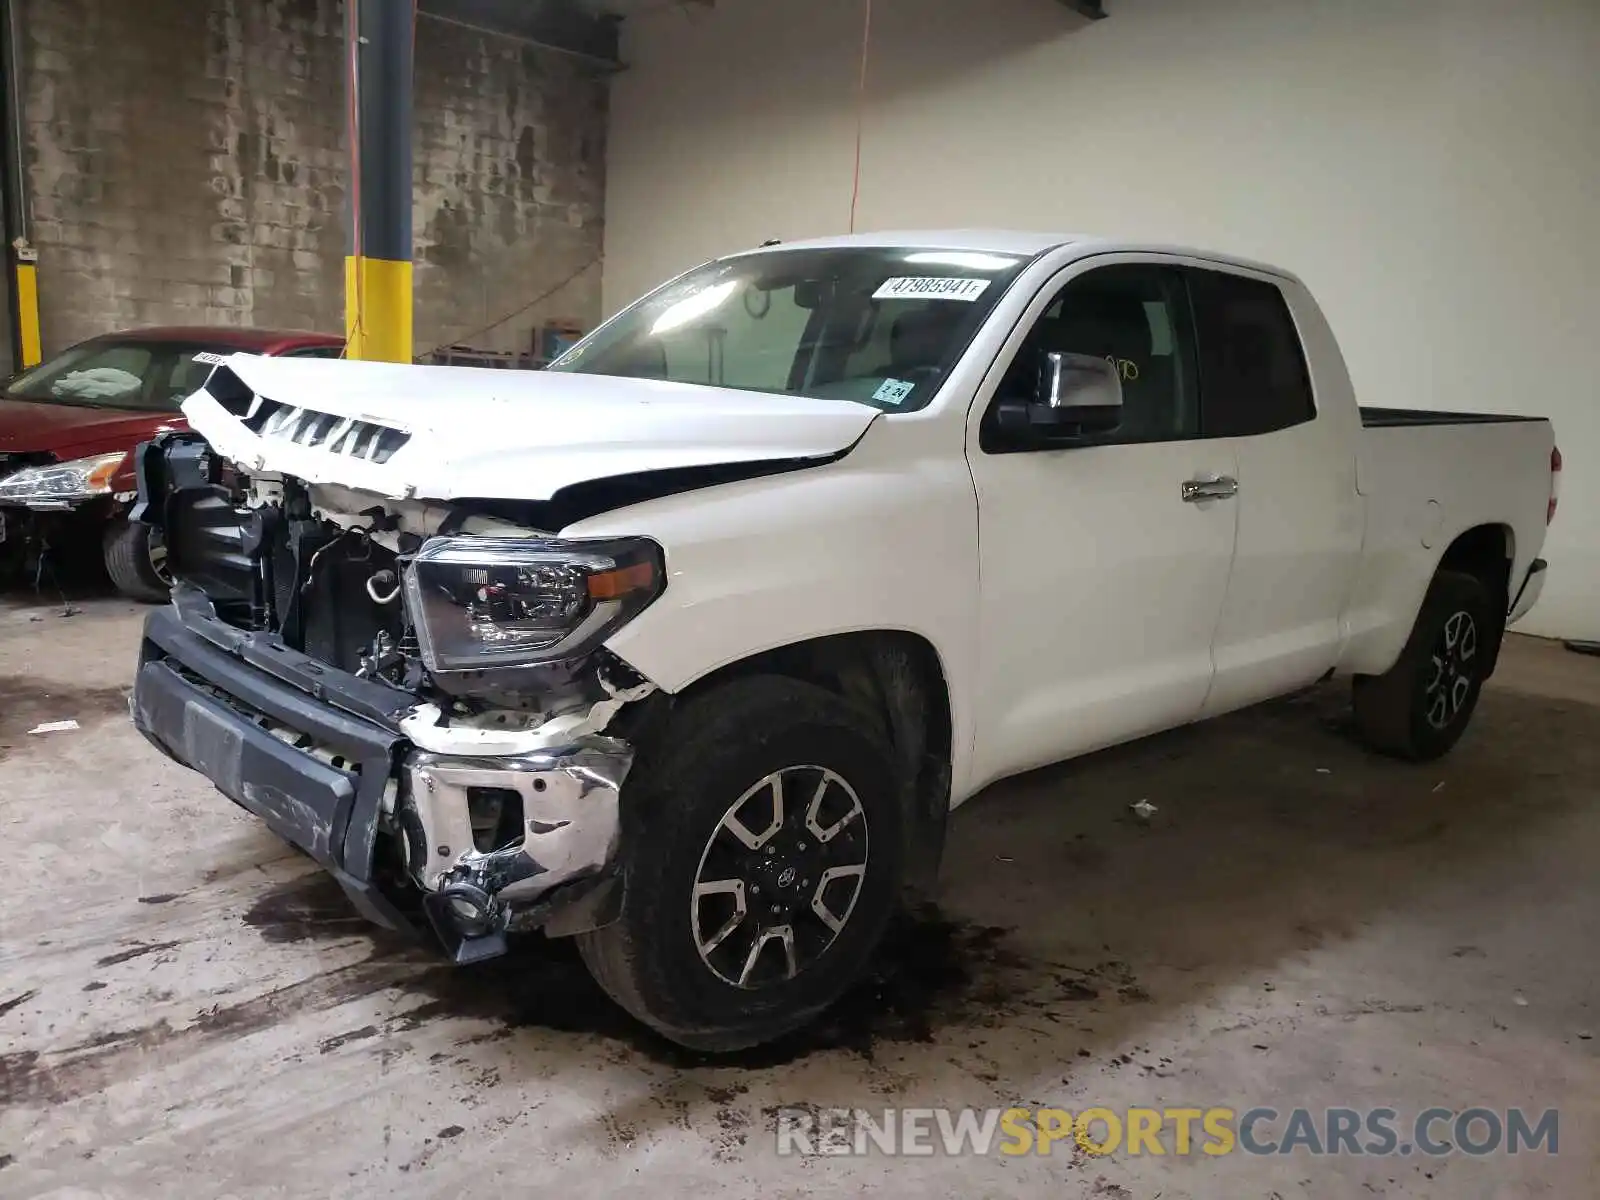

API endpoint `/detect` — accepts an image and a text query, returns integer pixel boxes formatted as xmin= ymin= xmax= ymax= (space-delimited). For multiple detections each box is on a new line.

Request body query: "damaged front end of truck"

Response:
xmin=127 ymin=355 xmax=870 ymax=964
xmin=132 ymin=438 xmax=667 ymax=964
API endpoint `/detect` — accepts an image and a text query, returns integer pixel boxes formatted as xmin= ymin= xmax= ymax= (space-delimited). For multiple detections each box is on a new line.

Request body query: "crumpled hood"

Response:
xmin=182 ymin=354 xmax=879 ymax=502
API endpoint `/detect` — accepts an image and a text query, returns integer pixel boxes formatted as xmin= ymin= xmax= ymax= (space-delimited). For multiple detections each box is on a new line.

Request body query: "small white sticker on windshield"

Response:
xmin=192 ymin=352 xmax=230 ymax=366
xmin=873 ymin=276 xmax=991 ymax=303
xmin=873 ymin=378 xmax=917 ymax=406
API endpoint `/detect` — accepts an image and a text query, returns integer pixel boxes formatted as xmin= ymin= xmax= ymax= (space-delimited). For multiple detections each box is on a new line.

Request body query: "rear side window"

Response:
xmin=1188 ymin=270 xmax=1314 ymax=437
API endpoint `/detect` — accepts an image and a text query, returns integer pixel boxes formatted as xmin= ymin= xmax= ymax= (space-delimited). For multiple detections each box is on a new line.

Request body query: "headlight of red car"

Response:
xmin=0 ymin=451 xmax=127 ymax=510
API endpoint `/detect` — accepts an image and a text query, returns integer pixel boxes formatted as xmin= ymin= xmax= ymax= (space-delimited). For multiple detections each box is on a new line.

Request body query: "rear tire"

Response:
xmin=103 ymin=519 xmax=170 ymax=603
xmin=577 ymin=675 xmax=905 ymax=1052
xmin=1353 ymin=569 xmax=1494 ymax=761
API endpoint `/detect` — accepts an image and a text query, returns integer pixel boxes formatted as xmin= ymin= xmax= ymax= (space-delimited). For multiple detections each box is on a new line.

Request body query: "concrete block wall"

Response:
xmin=414 ymin=24 xmax=608 ymax=353
xmin=16 ymin=0 xmax=607 ymax=355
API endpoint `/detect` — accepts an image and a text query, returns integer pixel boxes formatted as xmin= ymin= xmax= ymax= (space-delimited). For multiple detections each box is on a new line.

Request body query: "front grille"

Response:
xmin=246 ymin=400 xmax=410 ymax=464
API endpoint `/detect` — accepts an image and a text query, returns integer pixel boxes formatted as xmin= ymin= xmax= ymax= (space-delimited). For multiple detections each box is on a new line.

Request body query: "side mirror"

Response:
xmin=996 ymin=351 xmax=1124 ymax=446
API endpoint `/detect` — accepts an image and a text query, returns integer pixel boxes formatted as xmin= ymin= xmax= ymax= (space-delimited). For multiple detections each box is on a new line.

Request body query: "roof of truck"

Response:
xmin=752 ymin=229 xmax=1078 ymax=255
xmin=746 ymin=229 xmax=1297 ymax=282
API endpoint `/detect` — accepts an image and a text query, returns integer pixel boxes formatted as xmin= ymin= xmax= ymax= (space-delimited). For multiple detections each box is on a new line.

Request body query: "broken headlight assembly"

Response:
xmin=402 ymin=535 xmax=665 ymax=672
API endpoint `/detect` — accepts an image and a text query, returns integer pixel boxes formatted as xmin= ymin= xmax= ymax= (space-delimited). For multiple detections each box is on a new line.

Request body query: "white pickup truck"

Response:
xmin=131 ymin=231 xmax=1559 ymax=1051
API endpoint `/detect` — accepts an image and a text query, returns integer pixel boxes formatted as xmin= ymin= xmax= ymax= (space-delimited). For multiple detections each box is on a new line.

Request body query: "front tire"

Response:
xmin=103 ymin=519 xmax=171 ymax=603
xmin=1353 ymin=569 xmax=1494 ymax=761
xmin=578 ymin=675 xmax=904 ymax=1052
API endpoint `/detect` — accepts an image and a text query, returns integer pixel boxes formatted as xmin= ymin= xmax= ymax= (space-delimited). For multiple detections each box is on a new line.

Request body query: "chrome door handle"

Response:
xmin=1182 ymin=476 xmax=1239 ymax=503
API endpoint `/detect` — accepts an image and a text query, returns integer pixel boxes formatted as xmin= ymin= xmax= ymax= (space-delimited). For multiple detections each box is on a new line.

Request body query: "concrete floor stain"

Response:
xmin=0 ymin=779 xmax=1157 ymax=1111
xmin=222 ymin=861 xmax=1148 ymax=1073
xmin=93 ymin=940 xmax=181 ymax=968
xmin=0 ymin=989 xmax=38 ymax=1019
xmin=0 ymin=674 xmax=131 ymax=753
xmin=382 ymin=906 xmax=1097 ymax=1070
xmin=0 ymin=954 xmax=421 ymax=1108
xmin=227 ymin=858 xmax=1106 ymax=1068
xmin=241 ymin=871 xmax=394 ymax=945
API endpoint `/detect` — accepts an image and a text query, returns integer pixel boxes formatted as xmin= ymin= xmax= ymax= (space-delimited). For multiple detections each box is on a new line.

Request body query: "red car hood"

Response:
xmin=0 ymin=395 xmax=187 ymax=461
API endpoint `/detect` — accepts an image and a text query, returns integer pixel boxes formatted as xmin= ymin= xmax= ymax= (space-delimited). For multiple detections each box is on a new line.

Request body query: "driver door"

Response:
xmin=966 ymin=260 xmax=1240 ymax=790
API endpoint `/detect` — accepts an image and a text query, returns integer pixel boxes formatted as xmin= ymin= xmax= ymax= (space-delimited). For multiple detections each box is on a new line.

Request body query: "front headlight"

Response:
xmin=0 ymin=451 xmax=127 ymax=509
xmin=403 ymin=535 xmax=666 ymax=672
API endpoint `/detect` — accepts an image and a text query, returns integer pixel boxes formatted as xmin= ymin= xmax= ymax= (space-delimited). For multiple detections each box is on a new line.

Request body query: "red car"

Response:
xmin=0 ymin=327 xmax=343 ymax=600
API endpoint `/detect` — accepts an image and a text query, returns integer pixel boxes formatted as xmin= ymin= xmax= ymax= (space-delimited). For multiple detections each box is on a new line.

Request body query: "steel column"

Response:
xmin=345 ymin=0 xmax=415 ymax=362
xmin=0 ymin=0 xmax=40 ymax=368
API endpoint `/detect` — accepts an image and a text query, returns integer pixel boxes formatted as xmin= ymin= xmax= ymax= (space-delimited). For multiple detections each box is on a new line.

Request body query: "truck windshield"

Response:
xmin=547 ymin=247 xmax=1030 ymax=412
xmin=3 ymin=340 xmax=223 ymax=412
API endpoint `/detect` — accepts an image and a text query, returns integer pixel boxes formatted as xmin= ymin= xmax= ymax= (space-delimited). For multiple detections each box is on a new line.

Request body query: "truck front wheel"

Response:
xmin=1353 ymin=569 xmax=1494 ymax=761
xmin=578 ymin=675 xmax=904 ymax=1052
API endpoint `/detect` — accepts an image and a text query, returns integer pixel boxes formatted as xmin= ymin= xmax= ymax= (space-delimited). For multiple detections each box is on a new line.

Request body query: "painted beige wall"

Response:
xmin=605 ymin=0 xmax=1600 ymax=639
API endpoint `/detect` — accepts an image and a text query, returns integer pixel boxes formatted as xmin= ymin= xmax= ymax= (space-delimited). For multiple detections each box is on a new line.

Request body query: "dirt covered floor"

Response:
xmin=2 ymin=593 xmax=1596 ymax=1198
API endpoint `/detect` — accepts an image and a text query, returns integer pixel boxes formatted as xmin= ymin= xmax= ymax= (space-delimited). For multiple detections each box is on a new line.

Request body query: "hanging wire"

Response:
xmin=417 ymin=255 xmax=603 ymax=361
xmin=848 ymin=0 xmax=873 ymax=232
xmin=341 ymin=0 xmax=364 ymax=358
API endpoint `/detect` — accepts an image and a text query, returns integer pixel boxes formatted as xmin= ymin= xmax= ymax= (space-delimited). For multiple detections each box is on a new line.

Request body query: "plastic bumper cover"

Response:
xmin=133 ymin=596 xmax=411 ymax=931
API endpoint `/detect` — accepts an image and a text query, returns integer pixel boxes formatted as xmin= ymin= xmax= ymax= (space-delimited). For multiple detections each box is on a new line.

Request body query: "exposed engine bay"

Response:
xmin=131 ymin=430 xmax=665 ymax=962
xmin=137 ymin=433 xmax=660 ymax=711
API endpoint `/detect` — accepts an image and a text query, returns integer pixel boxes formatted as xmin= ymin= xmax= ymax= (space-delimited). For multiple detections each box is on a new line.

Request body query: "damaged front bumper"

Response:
xmin=402 ymin=742 xmax=630 ymax=961
xmin=132 ymin=584 xmax=633 ymax=963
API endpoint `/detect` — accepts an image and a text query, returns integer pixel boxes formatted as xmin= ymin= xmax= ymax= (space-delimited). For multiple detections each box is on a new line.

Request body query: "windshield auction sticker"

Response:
xmin=873 ymin=378 xmax=918 ymax=406
xmin=873 ymin=277 xmax=992 ymax=302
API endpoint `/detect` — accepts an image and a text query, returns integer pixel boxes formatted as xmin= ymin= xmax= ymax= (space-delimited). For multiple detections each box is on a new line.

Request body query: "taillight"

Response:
xmin=1549 ymin=445 xmax=1562 ymax=524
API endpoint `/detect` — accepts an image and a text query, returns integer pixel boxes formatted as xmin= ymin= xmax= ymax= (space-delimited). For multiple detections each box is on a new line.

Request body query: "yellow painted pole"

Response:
xmin=13 ymin=252 xmax=40 ymax=367
xmin=344 ymin=255 xmax=413 ymax=363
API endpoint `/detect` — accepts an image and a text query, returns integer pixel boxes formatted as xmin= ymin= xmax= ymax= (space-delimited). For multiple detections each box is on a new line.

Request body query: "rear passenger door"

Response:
xmin=1189 ymin=268 xmax=1364 ymax=716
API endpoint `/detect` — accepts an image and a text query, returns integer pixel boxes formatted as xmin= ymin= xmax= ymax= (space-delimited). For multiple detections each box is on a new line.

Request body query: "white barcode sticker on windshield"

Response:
xmin=192 ymin=352 xmax=230 ymax=366
xmin=872 ymin=276 xmax=991 ymax=303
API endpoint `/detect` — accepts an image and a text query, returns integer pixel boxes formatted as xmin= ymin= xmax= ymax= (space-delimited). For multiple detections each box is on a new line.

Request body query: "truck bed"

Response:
xmin=1339 ymin=410 xmax=1555 ymax=677
xmin=1360 ymin=407 xmax=1546 ymax=428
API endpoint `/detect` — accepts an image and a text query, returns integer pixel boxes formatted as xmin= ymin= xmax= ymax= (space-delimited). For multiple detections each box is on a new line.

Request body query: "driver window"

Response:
xmin=993 ymin=264 xmax=1200 ymax=445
